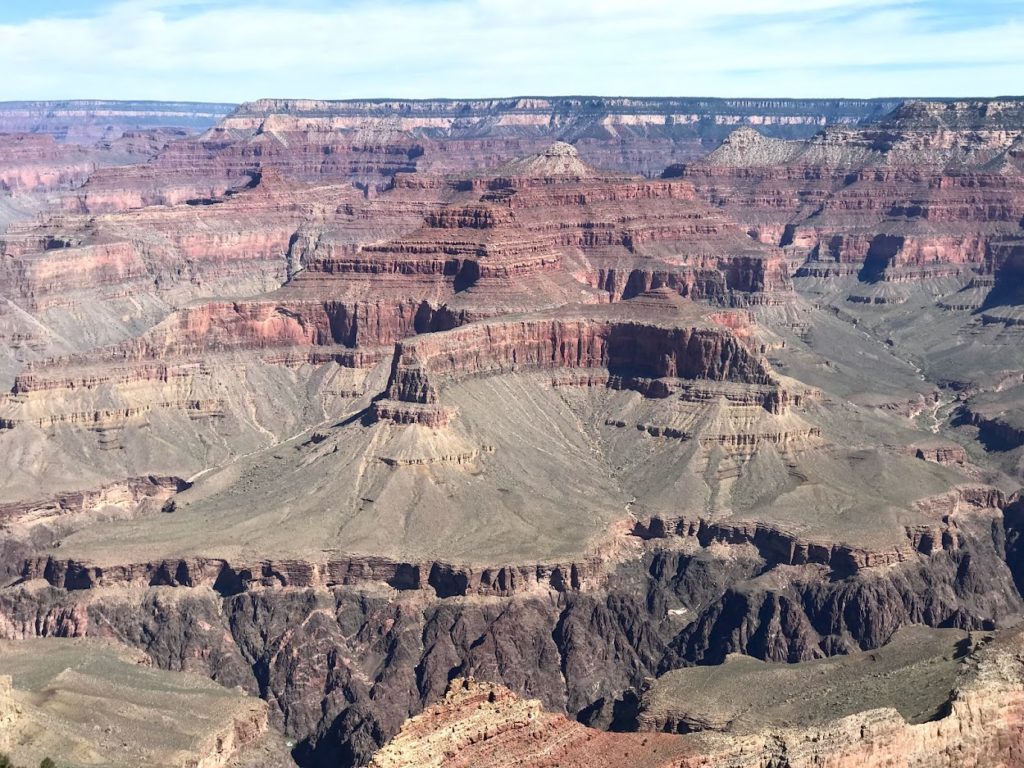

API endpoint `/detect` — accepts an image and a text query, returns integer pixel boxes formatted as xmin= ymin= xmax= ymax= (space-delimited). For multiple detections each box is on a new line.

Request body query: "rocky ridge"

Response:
xmin=370 ymin=623 xmax=1024 ymax=767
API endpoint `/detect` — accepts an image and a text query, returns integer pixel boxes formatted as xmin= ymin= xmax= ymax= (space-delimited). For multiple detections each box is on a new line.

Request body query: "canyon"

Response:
xmin=0 ymin=95 xmax=1022 ymax=768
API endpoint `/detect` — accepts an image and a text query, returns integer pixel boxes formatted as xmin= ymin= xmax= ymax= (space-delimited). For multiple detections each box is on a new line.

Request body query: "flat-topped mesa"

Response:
xmin=382 ymin=311 xmax=785 ymax=416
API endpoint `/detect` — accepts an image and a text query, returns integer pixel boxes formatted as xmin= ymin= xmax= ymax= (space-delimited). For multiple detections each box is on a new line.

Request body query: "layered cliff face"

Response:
xmin=223 ymin=96 xmax=902 ymax=175
xmin=0 ymin=134 xmax=98 ymax=193
xmin=368 ymin=676 xmax=697 ymax=768
xmin=2 ymin=489 xmax=1017 ymax=766
xmin=0 ymin=144 xmax=795 ymax=504
xmin=293 ymin=143 xmax=792 ymax=314
xmin=0 ymin=169 xmax=432 ymax=380
xmin=669 ymin=99 xmax=1024 ymax=293
xmin=0 ymin=101 xmax=232 ymax=234
xmin=1 ymin=97 xmax=1023 ymax=768
xmin=68 ymin=96 xmax=899 ymax=213
xmin=3 ymin=283 xmax=1019 ymax=765
xmin=661 ymin=98 xmax=1024 ymax=485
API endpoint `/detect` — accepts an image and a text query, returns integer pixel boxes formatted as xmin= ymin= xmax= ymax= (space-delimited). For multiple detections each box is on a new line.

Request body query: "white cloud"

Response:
xmin=0 ymin=0 xmax=1021 ymax=101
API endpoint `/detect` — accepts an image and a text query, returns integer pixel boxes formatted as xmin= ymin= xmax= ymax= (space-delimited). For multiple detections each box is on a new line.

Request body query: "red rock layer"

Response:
xmin=67 ymin=96 xmax=902 ymax=216
xmin=0 ymin=170 xmax=431 ymax=319
xmin=296 ymin=159 xmax=792 ymax=311
xmin=666 ymin=101 xmax=1024 ymax=288
xmin=369 ymin=677 xmax=696 ymax=768
xmin=0 ymin=134 xmax=97 ymax=192
xmin=386 ymin=316 xmax=777 ymax=408
xmin=73 ymin=129 xmax=426 ymax=212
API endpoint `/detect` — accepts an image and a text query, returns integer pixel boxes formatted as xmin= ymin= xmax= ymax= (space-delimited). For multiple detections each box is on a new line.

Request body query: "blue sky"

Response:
xmin=1 ymin=0 xmax=1021 ymax=102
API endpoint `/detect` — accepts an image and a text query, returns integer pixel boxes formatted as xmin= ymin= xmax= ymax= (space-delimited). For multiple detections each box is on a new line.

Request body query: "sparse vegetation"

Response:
xmin=0 ymin=755 xmax=57 ymax=768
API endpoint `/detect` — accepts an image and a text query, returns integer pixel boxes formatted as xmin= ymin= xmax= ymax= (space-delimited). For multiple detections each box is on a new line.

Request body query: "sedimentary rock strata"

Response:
xmin=369 ymin=676 xmax=695 ymax=768
xmin=65 ymin=97 xmax=901 ymax=216
xmin=670 ymin=100 xmax=1024 ymax=296
xmin=0 ymin=96 xmax=1022 ymax=768
xmin=223 ymin=97 xmax=903 ymax=176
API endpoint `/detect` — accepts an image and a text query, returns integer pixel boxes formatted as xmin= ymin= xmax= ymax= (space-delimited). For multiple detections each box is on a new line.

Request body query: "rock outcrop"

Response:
xmin=369 ymin=677 xmax=695 ymax=768
xmin=223 ymin=97 xmax=902 ymax=177
xmin=369 ymin=624 xmax=1024 ymax=768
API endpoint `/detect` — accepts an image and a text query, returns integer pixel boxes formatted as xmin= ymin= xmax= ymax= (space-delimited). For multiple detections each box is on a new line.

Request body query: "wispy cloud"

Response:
xmin=0 ymin=0 xmax=1021 ymax=101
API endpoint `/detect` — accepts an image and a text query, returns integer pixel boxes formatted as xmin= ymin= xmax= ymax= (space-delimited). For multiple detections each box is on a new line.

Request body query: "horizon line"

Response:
xmin=4 ymin=94 xmax=1024 ymax=108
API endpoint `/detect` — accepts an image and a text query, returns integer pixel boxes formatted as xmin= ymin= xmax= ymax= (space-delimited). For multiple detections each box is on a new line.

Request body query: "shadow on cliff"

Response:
xmin=1002 ymin=493 xmax=1024 ymax=596
xmin=857 ymin=234 xmax=904 ymax=283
